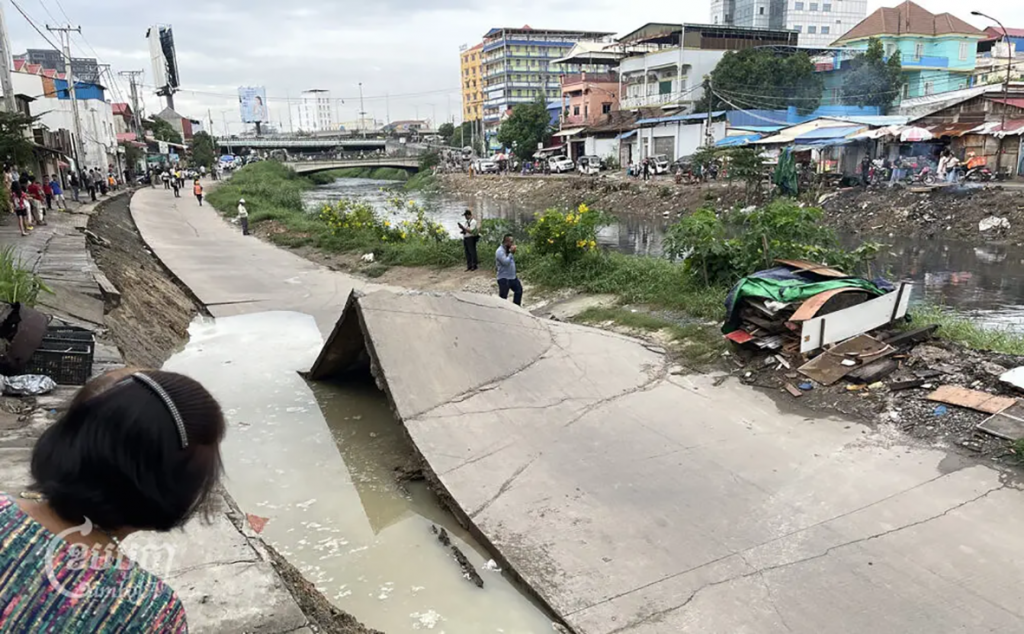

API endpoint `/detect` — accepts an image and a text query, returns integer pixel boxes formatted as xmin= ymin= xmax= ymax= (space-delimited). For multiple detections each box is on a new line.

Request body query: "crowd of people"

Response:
xmin=3 ymin=165 xmax=128 ymax=237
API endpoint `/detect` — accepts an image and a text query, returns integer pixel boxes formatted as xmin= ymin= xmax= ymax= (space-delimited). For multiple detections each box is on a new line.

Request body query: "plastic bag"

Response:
xmin=3 ymin=374 xmax=57 ymax=396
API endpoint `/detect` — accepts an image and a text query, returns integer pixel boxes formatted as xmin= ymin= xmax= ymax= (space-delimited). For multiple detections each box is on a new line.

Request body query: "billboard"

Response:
xmin=238 ymin=87 xmax=269 ymax=123
xmin=147 ymin=25 xmax=180 ymax=94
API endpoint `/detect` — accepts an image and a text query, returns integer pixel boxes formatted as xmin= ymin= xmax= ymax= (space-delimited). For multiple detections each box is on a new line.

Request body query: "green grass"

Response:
xmin=907 ymin=305 xmax=1024 ymax=356
xmin=0 ymin=245 xmax=50 ymax=306
xmin=404 ymin=171 xmax=438 ymax=191
xmin=1012 ymin=439 xmax=1024 ymax=466
xmin=575 ymin=306 xmax=725 ymax=366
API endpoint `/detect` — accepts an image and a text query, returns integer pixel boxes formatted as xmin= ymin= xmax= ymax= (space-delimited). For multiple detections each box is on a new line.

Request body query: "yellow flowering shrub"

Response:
xmin=528 ymin=203 xmax=606 ymax=263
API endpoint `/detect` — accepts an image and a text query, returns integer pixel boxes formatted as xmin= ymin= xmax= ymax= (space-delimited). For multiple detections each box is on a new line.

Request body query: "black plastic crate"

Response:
xmin=25 ymin=339 xmax=94 ymax=386
xmin=42 ymin=328 xmax=94 ymax=343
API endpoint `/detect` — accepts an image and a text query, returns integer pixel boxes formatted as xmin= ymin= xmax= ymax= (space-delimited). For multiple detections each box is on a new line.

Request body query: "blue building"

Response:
xmin=52 ymin=78 xmax=106 ymax=101
xmin=831 ymin=1 xmax=986 ymax=102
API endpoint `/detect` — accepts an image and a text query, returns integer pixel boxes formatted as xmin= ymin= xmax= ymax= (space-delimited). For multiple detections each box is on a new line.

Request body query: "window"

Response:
xmin=809 ymin=2 xmax=817 ymax=9
xmin=573 ymin=105 xmax=580 ymax=116
xmin=823 ymin=2 xmax=831 ymax=10
xmin=759 ymin=6 xmax=765 ymax=14
xmin=808 ymin=25 xmax=817 ymax=34
xmin=959 ymin=41 xmax=969 ymax=61
xmin=915 ymin=42 xmax=924 ymax=59
xmin=821 ymin=26 xmax=830 ymax=34
xmin=886 ymin=43 xmax=896 ymax=57
xmin=602 ymin=102 xmax=612 ymax=114
xmin=794 ymin=25 xmax=803 ymax=32
xmin=795 ymin=1 xmax=804 ymax=8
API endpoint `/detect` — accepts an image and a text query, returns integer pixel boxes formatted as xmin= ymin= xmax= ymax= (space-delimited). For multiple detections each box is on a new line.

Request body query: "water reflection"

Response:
xmin=306 ymin=178 xmax=1024 ymax=331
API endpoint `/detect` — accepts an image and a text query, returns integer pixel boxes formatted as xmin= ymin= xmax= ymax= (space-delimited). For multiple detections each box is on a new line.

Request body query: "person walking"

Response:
xmin=87 ymin=170 xmax=97 ymax=202
xmin=171 ymin=175 xmax=180 ymax=198
xmin=49 ymin=175 xmax=66 ymax=210
xmin=0 ymin=368 xmax=226 ymax=632
xmin=193 ymin=179 xmax=204 ymax=206
xmin=236 ymin=198 xmax=249 ymax=235
xmin=70 ymin=171 xmax=80 ymax=202
xmin=458 ymin=209 xmax=480 ymax=271
xmin=642 ymin=158 xmax=651 ymax=182
xmin=162 ymin=169 xmax=170 ymax=189
xmin=946 ymin=153 xmax=960 ymax=184
xmin=495 ymin=233 xmax=523 ymax=306
xmin=12 ymin=188 xmax=31 ymax=236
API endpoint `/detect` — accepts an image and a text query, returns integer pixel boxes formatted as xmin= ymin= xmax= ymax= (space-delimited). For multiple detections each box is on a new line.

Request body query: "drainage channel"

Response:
xmin=163 ymin=311 xmax=557 ymax=633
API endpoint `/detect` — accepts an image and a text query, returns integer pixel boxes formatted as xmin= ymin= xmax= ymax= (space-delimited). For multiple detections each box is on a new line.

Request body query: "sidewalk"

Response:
xmin=0 ymin=192 xmax=310 ymax=634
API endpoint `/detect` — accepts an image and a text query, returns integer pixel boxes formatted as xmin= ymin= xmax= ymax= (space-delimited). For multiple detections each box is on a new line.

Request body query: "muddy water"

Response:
xmin=163 ymin=311 xmax=555 ymax=633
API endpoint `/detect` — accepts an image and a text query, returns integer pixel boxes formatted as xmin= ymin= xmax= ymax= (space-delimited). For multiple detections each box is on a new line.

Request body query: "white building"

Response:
xmin=710 ymin=0 xmax=869 ymax=48
xmin=291 ymin=89 xmax=335 ymax=132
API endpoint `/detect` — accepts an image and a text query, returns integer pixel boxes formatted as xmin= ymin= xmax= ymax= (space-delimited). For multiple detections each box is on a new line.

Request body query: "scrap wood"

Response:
xmin=846 ymin=358 xmax=900 ymax=384
xmin=884 ymin=325 xmax=939 ymax=349
xmin=784 ymin=383 xmax=803 ymax=398
xmin=977 ymin=401 xmax=1024 ymax=440
xmin=890 ymin=378 xmax=926 ymax=391
xmin=926 ymin=385 xmax=1016 ymax=415
xmin=774 ymin=259 xmax=848 ymax=278
xmin=789 ymin=288 xmax=867 ymax=323
xmin=798 ymin=334 xmax=894 ymax=386
xmin=725 ymin=330 xmax=754 ymax=344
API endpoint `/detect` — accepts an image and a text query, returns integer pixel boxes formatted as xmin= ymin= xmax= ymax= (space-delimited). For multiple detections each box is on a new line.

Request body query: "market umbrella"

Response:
xmin=900 ymin=127 xmax=934 ymax=142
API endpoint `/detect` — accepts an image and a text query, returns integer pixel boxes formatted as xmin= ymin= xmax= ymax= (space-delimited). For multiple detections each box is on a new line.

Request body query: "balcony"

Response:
xmin=561 ymin=72 xmax=619 ymax=86
xmin=903 ymin=55 xmax=949 ymax=69
xmin=621 ymin=91 xmax=695 ymax=109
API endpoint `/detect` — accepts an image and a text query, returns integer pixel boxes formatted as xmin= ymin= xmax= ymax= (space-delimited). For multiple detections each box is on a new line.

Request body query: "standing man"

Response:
xmin=860 ymin=154 xmax=872 ymax=187
xmin=236 ymin=198 xmax=249 ymax=235
xmin=162 ymin=169 xmax=170 ymax=189
xmin=458 ymin=209 xmax=480 ymax=271
xmin=70 ymin=171 xmax=80 ymax=202
xmin=495 ymin=234 xmax=523 ymax=306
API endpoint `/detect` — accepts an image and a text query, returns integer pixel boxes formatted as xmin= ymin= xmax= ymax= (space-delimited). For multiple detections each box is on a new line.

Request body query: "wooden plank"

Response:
xmin=884 ymin=325 xmax=939 ymax=348
xmin=775 ymin=259 xmax=848 ymax=278
xmin=798 ymin=334 xmax=893 ymax=386
xmin=890 ymin=378 xmax=926 ymax=391
xmin=784 ymin=383 xmax=804 ymax=398
xmin=846 ymin=358 xmax=900 ymax=384
xmin=790 ymin=288 xmax=868 ymax=323
xmin=800 ymin=283 xmax=913 ymax=353
xmin=926 ymin=385 xmax=1016 ymax=415
xmin=724 ymin=330 xmax=754 ymax=344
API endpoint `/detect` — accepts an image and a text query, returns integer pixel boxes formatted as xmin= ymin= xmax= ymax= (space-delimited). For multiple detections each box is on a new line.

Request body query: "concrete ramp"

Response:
xmin=310 ymin=290 xmax=1024 ymax=634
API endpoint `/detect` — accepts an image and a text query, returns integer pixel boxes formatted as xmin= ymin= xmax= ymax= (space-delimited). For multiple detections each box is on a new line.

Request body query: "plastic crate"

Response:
xmin=25 ymin=326 xmax=95 ymax=385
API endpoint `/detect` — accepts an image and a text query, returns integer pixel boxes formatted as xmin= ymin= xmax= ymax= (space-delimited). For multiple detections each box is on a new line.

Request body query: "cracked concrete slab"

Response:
xmin=312 ymin=290 xmax=1024 ymax=634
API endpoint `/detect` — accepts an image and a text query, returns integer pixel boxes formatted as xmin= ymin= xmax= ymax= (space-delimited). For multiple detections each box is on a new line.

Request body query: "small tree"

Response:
xmin=496 ymin=98 xmax=552 ymax=161
xmin=696 ymin=49 xmax=824 ymax=114
xmin=144 ymin=117 xmax=183 ymax=145
xmin=724 ymin=148 xmax=766 ymax=201
xmin=438 ymin=122 xmax=455 ymax=145
xmin=121 ymin=142 xmax=143 ymax=172
xmin=190 ymin=131 xmax=217 ymax=169
xmin=841 ymin=38 xmax=904 ymax=111
xmin=0 ymin=111 xmax=38 ymax=169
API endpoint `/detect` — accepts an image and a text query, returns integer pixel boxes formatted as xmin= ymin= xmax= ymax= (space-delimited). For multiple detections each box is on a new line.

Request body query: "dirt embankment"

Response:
xmin=87 ymin=196 xmax=199 ymax=368
xmin=439 ymin=173 xmax=749 ymax=218
xmin=821 ymin=185 xmax=1024 ymax=241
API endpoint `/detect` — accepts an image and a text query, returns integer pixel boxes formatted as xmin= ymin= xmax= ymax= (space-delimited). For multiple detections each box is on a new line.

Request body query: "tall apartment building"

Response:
xmin=710 ymin=0 xmax=869 ymax=47
xmin=291 ymin=89 xmax=335 ymax=132
xmin=460 ymin=42 xmax=484 ymax=122
xmin=480 ymin=26 xmax=614 ymax=148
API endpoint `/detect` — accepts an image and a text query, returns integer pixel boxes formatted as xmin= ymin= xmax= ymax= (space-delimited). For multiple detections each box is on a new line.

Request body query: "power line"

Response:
xmin=34 ymin=0 xmax=59 ymax=24
xmin=50 ymin=0 xmax=72 ymax=23
xmin=9 ymin=0 xmax=65 ymax=55
xmin=136 ymin=83 xmax=462 ymax=103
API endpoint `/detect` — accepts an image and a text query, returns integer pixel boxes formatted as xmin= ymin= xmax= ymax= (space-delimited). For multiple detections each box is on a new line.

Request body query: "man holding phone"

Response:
xmin=495 ymin=234 xmax=523 ymax=306
xmin=458 ymin=209 xmax=480 ymax=271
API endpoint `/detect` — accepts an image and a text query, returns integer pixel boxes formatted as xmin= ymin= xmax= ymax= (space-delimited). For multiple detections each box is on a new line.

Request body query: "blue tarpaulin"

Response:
xmin=792 ymin=126 xmax=865 ymax=143
xmin=716 ymin=134 xmax=761 ymax=147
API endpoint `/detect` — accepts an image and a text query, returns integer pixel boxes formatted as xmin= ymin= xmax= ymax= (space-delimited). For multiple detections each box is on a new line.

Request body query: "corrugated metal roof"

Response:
xmin=824 ymin=115 xmax=910 ymax=127
xmin=928 ymin=122 xmax=981 ymax=137
xmin=793 ymin=126 xmax=865 ymax=141
xmin=989 ymin=98 xmax=1024 ymax=110
xmin=635 ymin=111 xmax=726 ymax=126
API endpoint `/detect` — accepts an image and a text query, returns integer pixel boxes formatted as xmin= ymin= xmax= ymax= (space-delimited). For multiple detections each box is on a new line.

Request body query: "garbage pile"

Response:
xmin=723 ymin=261 xmax=1024 ymax=453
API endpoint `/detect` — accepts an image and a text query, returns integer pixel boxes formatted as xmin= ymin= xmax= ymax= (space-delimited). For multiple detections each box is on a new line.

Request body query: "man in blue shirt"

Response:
xmin=49 ymin=175 xmax=66 ymax=210
xmin=495 ymin=234 xmax=523 ymax=306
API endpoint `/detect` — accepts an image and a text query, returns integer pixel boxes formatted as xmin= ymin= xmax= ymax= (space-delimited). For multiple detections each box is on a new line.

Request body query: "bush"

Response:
xmin=418 ymin=152 xmax=440 ymax=172
xmin=527 ymin=203 xmax=608 ymax=264
xmin=663 ymin=199 xmax=883 ymax=287
xmin=0 ymin=245 xmax=50 ymax=305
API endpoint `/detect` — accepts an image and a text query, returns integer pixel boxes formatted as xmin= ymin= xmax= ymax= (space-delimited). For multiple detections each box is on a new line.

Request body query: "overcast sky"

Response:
xmin=7 ymin=0 xmax=1024 ymax=134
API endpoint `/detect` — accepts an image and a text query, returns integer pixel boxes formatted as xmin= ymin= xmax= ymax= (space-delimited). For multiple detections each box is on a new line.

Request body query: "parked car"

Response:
xmin=473 ymin=159 xmax=498 ymax=174
xmin=548 ymin=156 xmax=575 ymax=174
xmin=577 ymin=155 xmax=605 ymax=175
xmin=650 ymin=154 xmax=671 ymax=175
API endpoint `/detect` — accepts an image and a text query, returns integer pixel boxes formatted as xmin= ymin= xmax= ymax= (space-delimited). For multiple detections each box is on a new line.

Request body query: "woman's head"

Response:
xmin=30 ymin=369 xmax=226 ymax=532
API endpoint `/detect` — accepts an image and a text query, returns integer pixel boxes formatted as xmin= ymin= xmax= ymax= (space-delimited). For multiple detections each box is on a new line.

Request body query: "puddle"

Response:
xmin=164 ymin=311 xmax=555 ymax=633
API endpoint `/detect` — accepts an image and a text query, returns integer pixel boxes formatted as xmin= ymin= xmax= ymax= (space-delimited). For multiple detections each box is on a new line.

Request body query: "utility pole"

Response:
xmin=358 ymin=82 xmax=366 ymax=137
xmin=0 ymin=3 xmax=17 ymax=112
xmin=119 ymin=70 xmax=145 ymax=133
xmin=48 ymin=25 xmax=87 ymax=174
xmin=386 ymin=92 xmax=391 ymax=126
xmin=286 ymin=90 xmax=294 ymax=134
xmin=704 ymin=77 xmax=714 ymax=148
xmin=972 ymin=11 xmax=1012 ymax=176
xmin=207 ymin=109 xmax=214 ymax=137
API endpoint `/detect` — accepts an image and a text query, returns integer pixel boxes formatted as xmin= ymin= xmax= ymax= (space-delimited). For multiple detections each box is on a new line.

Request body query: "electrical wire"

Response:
xmin=9 ymin=0 xmax=66 ymax=57
xmin=136 ymin=83 xmax=461 ymax=103
xmin=33 ymin=0 xmax=59 ymax=25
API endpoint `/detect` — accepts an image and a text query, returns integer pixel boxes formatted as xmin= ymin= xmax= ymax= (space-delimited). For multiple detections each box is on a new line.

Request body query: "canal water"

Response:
xmin=163 ymin=311 xmax=555 ymax=633
xmin=305 ymin=177 xmax=1024 ymax=332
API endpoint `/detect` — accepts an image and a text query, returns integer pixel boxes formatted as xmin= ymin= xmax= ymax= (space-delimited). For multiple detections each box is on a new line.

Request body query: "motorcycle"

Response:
xmin=962 ymin=165 xmax=995 ymax=182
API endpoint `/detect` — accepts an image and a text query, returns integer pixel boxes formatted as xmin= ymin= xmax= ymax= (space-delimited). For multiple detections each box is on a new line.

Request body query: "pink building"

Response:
xmin=559 ymin=72 xmax=620 ymax=159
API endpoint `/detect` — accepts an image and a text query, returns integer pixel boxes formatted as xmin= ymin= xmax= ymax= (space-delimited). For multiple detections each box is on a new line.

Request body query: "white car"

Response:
xmin=651 ymin=155 xmax=671 ymax=175
xmin=474 ymin=159 xmax=498 ymax=174
xmin=548 ymin=156 xmax=575 ymax=174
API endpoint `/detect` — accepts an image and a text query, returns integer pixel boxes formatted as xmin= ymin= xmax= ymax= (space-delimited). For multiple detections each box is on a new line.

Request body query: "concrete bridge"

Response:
xmin=286 ymin=158 xmax=421 ymax=175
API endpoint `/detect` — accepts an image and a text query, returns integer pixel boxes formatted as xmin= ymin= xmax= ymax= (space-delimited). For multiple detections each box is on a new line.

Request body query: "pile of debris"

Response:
xmin=724 ymin=260 xmax=1024 ymax=459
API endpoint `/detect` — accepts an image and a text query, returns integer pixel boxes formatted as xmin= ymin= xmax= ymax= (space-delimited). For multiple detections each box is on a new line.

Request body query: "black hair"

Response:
xmin=503 ymin=233 xmax=514 ymax=241
xmin=30 ymin=370 xmax=226 ymax=532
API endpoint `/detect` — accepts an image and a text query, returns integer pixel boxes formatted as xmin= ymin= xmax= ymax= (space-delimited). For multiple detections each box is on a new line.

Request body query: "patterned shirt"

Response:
xmin=0 ymin=494 xmax=187 ymax=633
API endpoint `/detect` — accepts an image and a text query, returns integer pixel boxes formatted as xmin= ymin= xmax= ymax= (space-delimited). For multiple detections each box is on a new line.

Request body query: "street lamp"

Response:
xmin=972 ymin=11 xmax=1013 ymax=175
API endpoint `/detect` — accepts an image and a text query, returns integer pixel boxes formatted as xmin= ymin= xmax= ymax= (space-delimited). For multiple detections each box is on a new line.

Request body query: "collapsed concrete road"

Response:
xmin=130 ymin=187 xmax=1024 ymax=632
xmin=311 ymin=290 xmax=1024 ymax=634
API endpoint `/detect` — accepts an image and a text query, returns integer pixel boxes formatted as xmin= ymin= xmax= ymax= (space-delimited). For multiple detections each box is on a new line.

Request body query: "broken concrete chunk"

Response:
xmin=979 ymin=216 xmax=1010 ymax=232
xmin=999 ymin=367 xmax=1024 ymax=391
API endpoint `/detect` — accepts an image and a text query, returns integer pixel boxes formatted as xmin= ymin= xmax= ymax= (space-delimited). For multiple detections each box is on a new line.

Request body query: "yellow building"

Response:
xmin=460 ymin=42 xmax=483 ymax=122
